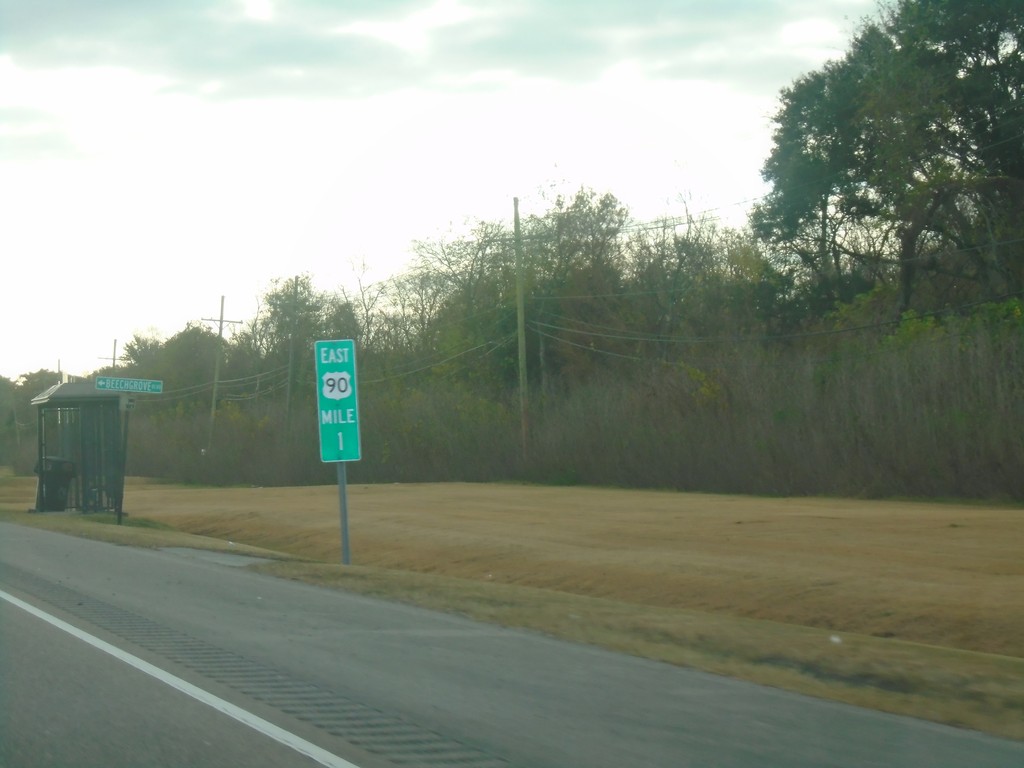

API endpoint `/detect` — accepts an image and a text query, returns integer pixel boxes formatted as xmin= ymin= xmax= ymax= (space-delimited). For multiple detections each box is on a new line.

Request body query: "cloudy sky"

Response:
xmin=0 ymin=0 xmax=873 ymax=380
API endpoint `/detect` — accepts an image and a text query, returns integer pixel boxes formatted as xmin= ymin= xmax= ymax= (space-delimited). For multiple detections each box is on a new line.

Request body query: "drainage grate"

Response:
xmin=1 ymin=563 xmax=507 ymax=768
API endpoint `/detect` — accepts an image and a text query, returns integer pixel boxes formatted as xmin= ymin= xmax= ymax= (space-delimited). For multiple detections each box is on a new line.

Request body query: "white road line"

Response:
xmin=0 ymin=588 xmax=362 ymax=768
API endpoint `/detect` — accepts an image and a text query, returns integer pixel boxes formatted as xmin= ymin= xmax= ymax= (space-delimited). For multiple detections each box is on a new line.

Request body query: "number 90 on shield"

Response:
xmin=321 ymin=371 xmax=352 ymax=401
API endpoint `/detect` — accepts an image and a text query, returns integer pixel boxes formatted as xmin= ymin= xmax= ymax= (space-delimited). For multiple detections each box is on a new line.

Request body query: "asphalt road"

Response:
xmin=0 ymin=599 xmax=348 ymax=768
xmin=1 ymin=521 xmax=1021 ymax=768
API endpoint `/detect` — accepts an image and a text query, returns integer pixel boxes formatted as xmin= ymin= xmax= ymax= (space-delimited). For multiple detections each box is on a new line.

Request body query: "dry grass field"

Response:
xmin=2 ymin=477 xmax=1022 ymax=739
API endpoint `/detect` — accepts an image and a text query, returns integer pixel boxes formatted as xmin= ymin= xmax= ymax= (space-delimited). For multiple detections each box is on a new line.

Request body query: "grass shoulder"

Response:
xmin=1 ymin=476 xmax=1021 ymax=740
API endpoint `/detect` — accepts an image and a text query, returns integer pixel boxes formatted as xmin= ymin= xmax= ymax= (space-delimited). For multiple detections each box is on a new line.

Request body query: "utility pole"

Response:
xmin=514 ymin=197 xmax=529 ymax=461
xmin=203 ymin=296 xmax=242 ymax=453
xmin=99 ymin=340 xmax=118 ymax=370
xmin=285 ymin=276 xmax=299 ymax=436
xmin=11 ymin=404 xmax=20 ymax=449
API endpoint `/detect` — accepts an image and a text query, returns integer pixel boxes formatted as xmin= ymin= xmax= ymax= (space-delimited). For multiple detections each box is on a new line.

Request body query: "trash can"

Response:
xmin=34 ymin=457 xmax=76 ymax=512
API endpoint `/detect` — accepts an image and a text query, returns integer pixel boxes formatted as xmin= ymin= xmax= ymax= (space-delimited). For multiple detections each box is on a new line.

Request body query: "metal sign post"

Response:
xmin=314 ymin=340 xmax=361 ymax=564
xmin=337 ymin=462 xmax=351 ymax=565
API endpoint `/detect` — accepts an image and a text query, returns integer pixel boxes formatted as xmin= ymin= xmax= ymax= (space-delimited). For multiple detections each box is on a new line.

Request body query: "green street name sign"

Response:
xmin=95 ymin=376 xmax=164 ymax=394
xmin=314 ymin=339 xmax=361 ymax=462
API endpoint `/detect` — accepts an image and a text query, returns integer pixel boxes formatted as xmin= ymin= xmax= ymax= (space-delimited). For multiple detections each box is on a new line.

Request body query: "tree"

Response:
xmin=754 ymin=0 xmax=1024 ymax=313
xmin=226 ymin=275 xmax=358 ymax=400
xmin=400 ymin=221 xmax=518 ymax=388
xmin=879 ymin=0 xmax=1024 ymax=305
xmin=157 ymin=324 xmax=221 ymax=394
xmin=0 ymin=374 xmax=17 ymax=467
xmin=0 ymin=370 xmax=61 ymax=471
xmin=120 ymin=333 xmax=164 ymax=372
xmin=524 ymin=189 xmax=630 ymax=386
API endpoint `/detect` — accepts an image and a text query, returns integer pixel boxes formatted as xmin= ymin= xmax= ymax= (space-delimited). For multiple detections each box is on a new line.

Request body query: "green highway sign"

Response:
xmin=314 ymin=339 xmax=361 ymax=462
xmin=95 ymin=376 xmax=164 ymax=394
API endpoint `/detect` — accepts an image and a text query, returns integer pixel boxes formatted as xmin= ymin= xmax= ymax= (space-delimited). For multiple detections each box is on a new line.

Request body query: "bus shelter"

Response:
xmin=31 ymin=381 xmax=131 ymax=516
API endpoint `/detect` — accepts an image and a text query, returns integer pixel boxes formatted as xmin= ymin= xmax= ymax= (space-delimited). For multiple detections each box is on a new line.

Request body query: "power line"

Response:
xmin=135 ymin=365 xmax=290 ymax=407
xmin=532 ymin=327 xmax=647 ymax=362
xmin=363 ymin=337 xmax=513 ymax=384
xmin=534 ymin=304 xmax=1022 ymax=372
xmin=533 ymin=291 xmax=1024 ymax=348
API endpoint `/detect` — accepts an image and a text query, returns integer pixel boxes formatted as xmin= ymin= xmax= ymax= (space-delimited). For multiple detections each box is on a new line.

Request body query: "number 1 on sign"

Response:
xmin=338 ymin=434 xmax=344 ymax=450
